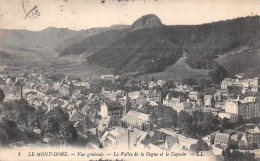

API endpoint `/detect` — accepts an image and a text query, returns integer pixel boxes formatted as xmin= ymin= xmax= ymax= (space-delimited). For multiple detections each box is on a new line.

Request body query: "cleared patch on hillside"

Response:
xmin=134 ymin=57 xmax=209 ymax=81
xmin=215 ymin=44 xmax=260 ymax=77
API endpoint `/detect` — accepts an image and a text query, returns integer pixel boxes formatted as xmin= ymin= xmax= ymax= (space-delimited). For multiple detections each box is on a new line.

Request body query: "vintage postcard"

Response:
xmin=0 ymin=0 xmax=260 ymax=161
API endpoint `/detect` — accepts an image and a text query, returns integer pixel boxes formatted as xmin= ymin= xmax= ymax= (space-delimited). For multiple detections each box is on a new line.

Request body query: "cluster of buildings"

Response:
xmin=203 ymin=124 xmax=260 ymax=154
xmin=163 ymin=90 xmax=202 ymax=115
xmin=4 ymin=73 xmax=91 ymax=111
xmin=201 ymin=74 xmax=260 ymax=123
xmin=221 ymin=73 xmax=258 ymax=93
xmin=218 ymin=96 xmax=260 ymax=122
xmin=1 ymin=72 xmax=260 ymax=152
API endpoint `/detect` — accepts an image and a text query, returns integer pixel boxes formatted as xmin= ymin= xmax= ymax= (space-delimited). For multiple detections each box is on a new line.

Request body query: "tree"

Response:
xmin=209 ymin=65 xmax=230 ymax=84
xmin=90 ymin=78 xmax=102 ymax=94
xmin=192 ymin=111 xmax=204 ymax=123
xmin=235 ymin=115 xmax=244 ymax=128
xmin=222 ymin=147 xmax=231 ymax=159
xmin=191 ymin=111 xmax=205 ymax=136
xmin=170 ymin=91 xmax=186 ymax=99
xmin=41 ymin=107 xmax=78 ymax=145
xmin=64 ymin=122 xmax=78 ymax=144
xmin=151 ymin=76 xmax=155 ymax=82
xmin=222 ymin=148 xmax=257 ymax=161
xmin=228 ymin=86 xmax=242 ymax=98
xmin=190 ymin=139 xmax=209 ymax=155
xmin=1 ymin=98 xmax=35 ymax=126
xmin=196 ymin=139 xmax=209 ymax=151
xmin=163 ymin=106 xmax=178 ymax=128
xmin=177 ymin=111 xmax=193 ymax=135
xmin=201 ymin=112 xmax=220 ymax=133
xmin=151 ymin=105 xmax=178 ymax=128
xmin=190 ymin=144 xmax=199 ymax=155
xmin=163 ymin=80 xmax=175 ymax=89
xmin=30 ymin=107 xmax=47 ymax=129
xmin=0 ymin=88 xmax=5 ymax=103
xmin=220 ymin=117 xmax=233 ymax=130
xmin=0 ymin=120 xmax=29 ymax=145
xmin=151 ymin=105 xmax=165 ymax=127
xmin=198 ymin=78 xmax=211 ymax=87
xmin=99 ymin=143 xmax=104 ymax=149
xmin=181 ymin=78 xmax=197 ymax=86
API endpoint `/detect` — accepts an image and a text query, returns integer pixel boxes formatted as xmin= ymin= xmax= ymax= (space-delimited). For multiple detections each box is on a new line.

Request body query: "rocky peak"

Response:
xmin=132 ymin=14 xmax=163 ymax=30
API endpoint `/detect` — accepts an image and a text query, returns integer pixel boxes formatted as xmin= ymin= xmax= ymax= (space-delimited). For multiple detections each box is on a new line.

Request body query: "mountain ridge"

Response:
xmin=1 ymin=15 xmax=260 ymax=79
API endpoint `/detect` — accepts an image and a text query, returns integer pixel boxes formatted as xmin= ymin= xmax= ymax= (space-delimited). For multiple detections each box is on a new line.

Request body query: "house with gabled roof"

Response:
xmin=238 ymin=134 xmax=249 ymax=150
xmin=245 ymin=125 xmax=260 ymax=148
xmin=121 ymin=110 xmax=153 ymax=132
xmin=100 ymin=100 xmax=123 ymax=119
xmin=69 ymin=110 xmax=85 ymax=124
xmin=142 ymin=89 xmax=162 ymax=103
xmin=174 ymin=101 xmax=193 ymax=114
xmin=204 ymin=95 xmax=214 ymax=108
xmin=214 ymin=133 xmax=230 ymax=149
xmin=202 ymin=130 xmax=220 ymax=146
xmin=163 ymin=93 xmax=181 ymax=108
xmin=142 ymin=129 xmax=166 ymax=148
xmin=164 ymin=135 xmax=179 ymax=150
xmin=128 ymin=91 xmax=147 ymax=106
xmin=69 ymin=109 xmax=96 ymax=135
xmin=188 ymin=91 xmax=200 ymax=101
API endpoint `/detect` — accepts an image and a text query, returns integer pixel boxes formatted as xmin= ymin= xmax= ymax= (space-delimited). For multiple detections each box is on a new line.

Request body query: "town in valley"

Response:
xmin=0 ymin=69 xmax=260 ymax=160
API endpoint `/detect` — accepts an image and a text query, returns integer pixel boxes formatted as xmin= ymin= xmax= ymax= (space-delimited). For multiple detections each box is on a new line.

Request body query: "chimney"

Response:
xmin=128 ymin=126 xmax=133 ymax=149
xmin=96 ymin=128 xmax=99 ymax=138
xmin=128 ymin=129 xmax=130 ymax=149
xmin=237 ymin=95 xmax=240 ymax=101
xmin=20 ymin=84 xmax=23 ymax=99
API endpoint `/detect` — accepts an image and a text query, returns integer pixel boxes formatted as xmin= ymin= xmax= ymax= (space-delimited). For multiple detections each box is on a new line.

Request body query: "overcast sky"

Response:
xmin=0 ymin=0 xmax=260 ymax=31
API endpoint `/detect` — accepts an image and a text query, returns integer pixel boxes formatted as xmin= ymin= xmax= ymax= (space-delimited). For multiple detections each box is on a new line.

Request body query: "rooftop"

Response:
xmin=121 ymin=110 xmax=153 ymax=126
xmin=215 ymin=133 xmax=230 ymax=144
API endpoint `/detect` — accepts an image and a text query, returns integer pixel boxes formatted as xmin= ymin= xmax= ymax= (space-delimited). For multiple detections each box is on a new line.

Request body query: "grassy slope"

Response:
xmin=134 ymin=57 xmax=209 ymax=81
xmin=215 ymin=41 xmax=260 ymax=77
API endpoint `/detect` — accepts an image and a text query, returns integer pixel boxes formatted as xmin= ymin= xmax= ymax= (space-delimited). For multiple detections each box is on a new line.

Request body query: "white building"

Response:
xmin=189 ymin=91 xmax=199 ymax=101
xmin=142 ymin=90 xmax=161 ymax=103
xmin=101 ymin=75 xmax=115 ymax=84
xmin=100 ymin=101 xmax=123 ymax=119
xmin=128 ymin=91 xmax=147 ymax=106
xmin=163 ymin=93 xmax=181 ymax=109
xmin=221 ymin=75 xmax=258 ymax=92
xmin=204 ymin=95 xmax=214 ymax=108
xmin=218 ymin=112 xmax=237 ymax=123
xmin=223 ymin=96 xmax=260 ymax=120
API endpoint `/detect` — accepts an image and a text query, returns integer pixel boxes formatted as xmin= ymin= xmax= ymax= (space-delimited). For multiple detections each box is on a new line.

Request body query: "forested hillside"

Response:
xmin=83 ymin=15 xmax=260 ymax=74
xmin=54 ymin=15 xmax=260 ymax=75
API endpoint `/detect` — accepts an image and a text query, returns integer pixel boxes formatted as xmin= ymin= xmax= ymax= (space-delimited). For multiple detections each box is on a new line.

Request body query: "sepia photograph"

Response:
xmin=0 ymin=0 xmax=260 ymax=160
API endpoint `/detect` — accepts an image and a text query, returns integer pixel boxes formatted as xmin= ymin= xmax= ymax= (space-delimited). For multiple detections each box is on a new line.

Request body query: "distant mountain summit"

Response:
xmin=132 ymin=14 xmax=163 ymax=30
